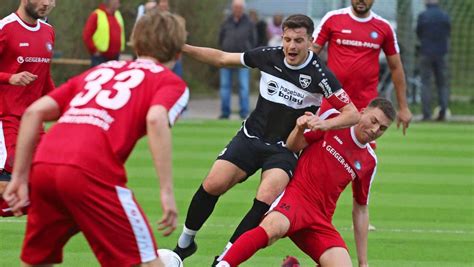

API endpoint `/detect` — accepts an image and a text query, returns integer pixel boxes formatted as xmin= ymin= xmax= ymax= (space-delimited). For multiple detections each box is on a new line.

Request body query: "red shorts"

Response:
xmin=0 ymin=116 xmax=20 ymax=173
xmin=21 ymin=163 xmax=158 ymax=266
xmin=271 ymin=185 xmax=347 ymax=263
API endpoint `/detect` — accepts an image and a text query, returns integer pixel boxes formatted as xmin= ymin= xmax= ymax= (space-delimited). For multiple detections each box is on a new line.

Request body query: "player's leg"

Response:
xmin=21 ymin=164 xmax=80 ymax=266
xmin=420 ymin=55 xmax=433 ymax=120
xmin=215 ymin=146 xmax=295 ymax=263
xmin=175 ymin=130 xmax=256 ymax=260
xmin=217 ymin=211 xmax=290 ymax=267
xmin=318 ymin=247 xmax=352 ymax=267
xmin=433 ymin=55 xmax=449 ymax=120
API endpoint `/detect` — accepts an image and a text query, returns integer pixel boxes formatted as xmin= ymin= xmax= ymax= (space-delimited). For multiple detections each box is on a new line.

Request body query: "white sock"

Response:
xmin=217 ymin=242 xmax=233 ymax=261
xmin=177 ymin=226 xmax=197 ymax=248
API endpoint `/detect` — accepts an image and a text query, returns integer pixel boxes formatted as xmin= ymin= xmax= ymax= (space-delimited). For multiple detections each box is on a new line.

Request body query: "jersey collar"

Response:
xmin=351 ymin=126 xmax=367 ymax=149
xmin=347 ymin=7 xmax=374 ymax=23
xmin=283 ymin=50 xmax=313 ymax=70
xmin=12 ymin=13 xmax=41 ymax=32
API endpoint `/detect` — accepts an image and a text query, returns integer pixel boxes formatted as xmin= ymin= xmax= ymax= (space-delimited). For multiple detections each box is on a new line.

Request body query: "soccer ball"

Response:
xmin=157 ymin=249 xmax=183 ymax=267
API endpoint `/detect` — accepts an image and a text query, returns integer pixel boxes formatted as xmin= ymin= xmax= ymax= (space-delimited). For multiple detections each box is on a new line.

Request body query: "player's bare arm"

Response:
xmin=386 ymin=53 xmax=413 ymax=135
xmin=9 ymin=71 xmax=38 ymax=86
xmin=182 ymin=44 xmax=242 ymax=67
xmin=311 ymin=102 xmax=360 ymax=131
xmin=147 ymin=105 xmax=177 ymax=236
xmin=352 ymin=199 xmax=369 ymax=267
xmin=310 ymin=43 xmax=323 ymax=55
xmin=286 ymin=112 xmax=313 ymax=152
xmin=3 ymin=96 xmax=60 ymax=216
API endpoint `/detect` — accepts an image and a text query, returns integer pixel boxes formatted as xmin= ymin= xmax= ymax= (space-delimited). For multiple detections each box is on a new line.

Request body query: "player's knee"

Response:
xmin=202 ymin=175 xmax=232 ymax=196
xmin=260 ymin=212 xmax=289 ymax=245
xmin=318 ymin=247 xmax=351 ymax=267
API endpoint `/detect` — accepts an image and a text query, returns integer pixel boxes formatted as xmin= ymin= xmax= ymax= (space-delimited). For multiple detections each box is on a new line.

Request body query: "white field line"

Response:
xmin=2 ymin=219 xmax=473 ymax=235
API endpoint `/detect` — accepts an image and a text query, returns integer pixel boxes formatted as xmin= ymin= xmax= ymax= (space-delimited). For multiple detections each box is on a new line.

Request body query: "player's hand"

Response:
xmin=307 ymin=114 xmax=330 ymax=131
xmin=157 ymin=190 xmax=177 ymax=236
xmin=396 ymin=107 xmax=412 ymax=135
xmin=9 ymin=71 xmax=38 ymax=86
xmin=2 ymin=176 xmax=29 ymax=217
xmin=296 ymin=112 xmax=314 ymax=129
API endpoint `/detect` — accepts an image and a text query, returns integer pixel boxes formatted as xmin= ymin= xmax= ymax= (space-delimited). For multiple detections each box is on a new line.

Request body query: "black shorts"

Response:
xmin=0 ymin=169 xmax=11 ymax=182
xmin=217 ymin=129 xmax=298 ymax=181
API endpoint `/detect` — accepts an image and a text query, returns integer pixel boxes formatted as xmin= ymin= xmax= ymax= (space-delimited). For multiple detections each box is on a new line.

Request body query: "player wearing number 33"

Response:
xmin=3 ymin=10 xmax=188 ymax=267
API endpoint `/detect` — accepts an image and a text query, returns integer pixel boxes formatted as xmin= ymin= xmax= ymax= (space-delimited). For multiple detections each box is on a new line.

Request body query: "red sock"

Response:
xmin=222 ymin=226 xmax=269 ymax=266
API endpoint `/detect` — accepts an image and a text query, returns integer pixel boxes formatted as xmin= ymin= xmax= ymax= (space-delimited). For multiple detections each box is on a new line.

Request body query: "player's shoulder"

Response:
xmin=0 ymin=13 xmax=18 ymax=30
xmin=38 ymin=19 xmax=53 ymax=30
xmin=247 ymin=46 xmax=284 ymax=57
xmin=322 ymin=7 xmax=351 ymax=21
xmin=370 ymin=11 xmax=395 ymax=30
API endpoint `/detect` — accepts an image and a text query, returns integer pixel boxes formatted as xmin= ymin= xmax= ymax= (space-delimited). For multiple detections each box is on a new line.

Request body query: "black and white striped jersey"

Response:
xmin=241 ymin=46 xmax=343 ymax=144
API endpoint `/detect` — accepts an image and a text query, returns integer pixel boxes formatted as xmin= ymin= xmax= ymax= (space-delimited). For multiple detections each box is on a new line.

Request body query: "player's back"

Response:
xmin=34 ymin=59 xmax=189 ymax=184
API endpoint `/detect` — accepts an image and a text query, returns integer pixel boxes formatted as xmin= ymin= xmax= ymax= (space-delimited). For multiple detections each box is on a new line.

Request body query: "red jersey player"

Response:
xmin=215 ymin=98 xmax=396 ymax=267
xmin=313 ymin=0 xmax=412 ymax=135
xmin=3 ymin=10 xmax=188 ymax=267
xmin=0 ymin=0 xmax=55 ymax=215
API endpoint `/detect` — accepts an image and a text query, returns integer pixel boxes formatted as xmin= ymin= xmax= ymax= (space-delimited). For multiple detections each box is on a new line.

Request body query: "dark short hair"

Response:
xmin=367 ymin=97 xmax=396 ymax=122
xmin=282 ymin=14 xmax=314 ymax=36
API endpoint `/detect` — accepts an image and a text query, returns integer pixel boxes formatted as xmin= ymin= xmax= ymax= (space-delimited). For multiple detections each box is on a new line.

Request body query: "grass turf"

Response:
xmin=0 ymin=120 xmax=473 ymax=266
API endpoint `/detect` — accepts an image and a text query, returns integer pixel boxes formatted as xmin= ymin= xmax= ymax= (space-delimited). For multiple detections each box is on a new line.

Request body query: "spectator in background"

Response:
xmin=0 ymin=0 xmax=56 ymax=217
xmin=83 ymin=0 xmax=125 ymax=67
xmin=267 ymin=13 xmax=283 ymax=46
xmin=4 ymin=10 xmax=189 ymax=266
xmin=417 ymin=0 xmax=451 ymax=121
xmin=218 ymin=0 xmax=256 ymax=119
xmin=249 ymin=9 xmax=267 ymax=47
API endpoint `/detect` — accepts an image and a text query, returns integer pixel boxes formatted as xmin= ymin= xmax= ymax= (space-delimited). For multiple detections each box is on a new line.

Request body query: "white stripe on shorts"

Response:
xmin=115 ymin=186 xmax=156 ymax=263
xmin=0 ymin=121 xmax=7 ymax=169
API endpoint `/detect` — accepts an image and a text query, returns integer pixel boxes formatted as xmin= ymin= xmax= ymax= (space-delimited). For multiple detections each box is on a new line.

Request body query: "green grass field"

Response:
xmin=1 ymin=120 xmax=473 ymax=266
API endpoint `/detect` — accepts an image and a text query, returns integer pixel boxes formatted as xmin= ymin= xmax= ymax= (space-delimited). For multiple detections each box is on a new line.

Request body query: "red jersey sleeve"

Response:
xmin=314 ymin=13 xmax=332 ymax=47
xmin=352 ymin=154 xmax=377 ymax=205
xmin=0 ymin=28 xmax=12 ymax=83
xmin=303 ymin=129 xmax=325 ymax=144
xmin=82 ymin=12 xmax=98 ymax=54
xmin=150 ymin=75 xmax=189 ymax=126
xmin=382 ymin=23 xmax=399 ymax=56
xmin=48 ymin=76 xmax=79 ymax=113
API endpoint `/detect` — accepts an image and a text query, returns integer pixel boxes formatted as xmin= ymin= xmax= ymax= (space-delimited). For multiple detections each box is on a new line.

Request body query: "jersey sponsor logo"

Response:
xmin=342 ymin=29 xmax=352 ymax=34
xmin=260 ymin=72 xmax=322 ymax=109
xmin=58 ymin=107 xmax=115 ymax=131
xmin=325 ymin=144 xmax=356 ymax=179
xmin=267 ymin=81 xmax=278 ymax=95
xmin=370 ymin=31 xmax=378 ymax=39
xmin=19 ymin=42 xmax=29 ymax=47
xmin=335 ymin=89 xmax=350 ymax=104
xmin=335 ymin=38 xmax=380 ymax=49
xmin=299 ymin=74 xmax=312 ymax=89
xmin=17 ymin=56 xmax=51 ymax=64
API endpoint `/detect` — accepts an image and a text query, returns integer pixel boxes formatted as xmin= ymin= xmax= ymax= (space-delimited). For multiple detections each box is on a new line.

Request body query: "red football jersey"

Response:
xmin=0 ymin=13 xmax=55 ymax=117
xmin=314 ymin=7 xmax=399 ymax=110
xmin=34 ymin=59 xmax=189 ymax=184
xmin=290 ymin=109 xmax=377 ymax=219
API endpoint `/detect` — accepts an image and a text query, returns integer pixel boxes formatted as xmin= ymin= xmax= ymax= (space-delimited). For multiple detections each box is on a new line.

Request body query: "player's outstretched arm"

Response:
xmin=386 ymin=54 xmax=412 ymax=135
xmin=147 ymin=105 xmax=177 ymax=236
xmin=352 ymin=199 xmax=369 ymax=267
xmin=309 ymin=102 xmax=360 ymax=131
xmin=182 ymin=44 xmax=242 ymax=68
xmin=3 ymin=96 xmax=60 ymax=216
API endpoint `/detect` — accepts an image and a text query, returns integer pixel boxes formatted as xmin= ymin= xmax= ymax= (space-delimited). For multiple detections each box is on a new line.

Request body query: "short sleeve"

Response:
xmin=352 ymin=159 xmax=377 ymax=205
xmin=48 ymin=76 xmax=80 ymax=113
xmin=151 ymin=75 xmax=189 ymax=126
xmin=304 ymin=129 xmax=325 ymax=144
xmin=314 ymin=13 xmax=332 ymax=47
xmin=382 ymin=23 xmax=399 ymax=56
xmin=242 ymin=46 xmax=275 ymax=69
